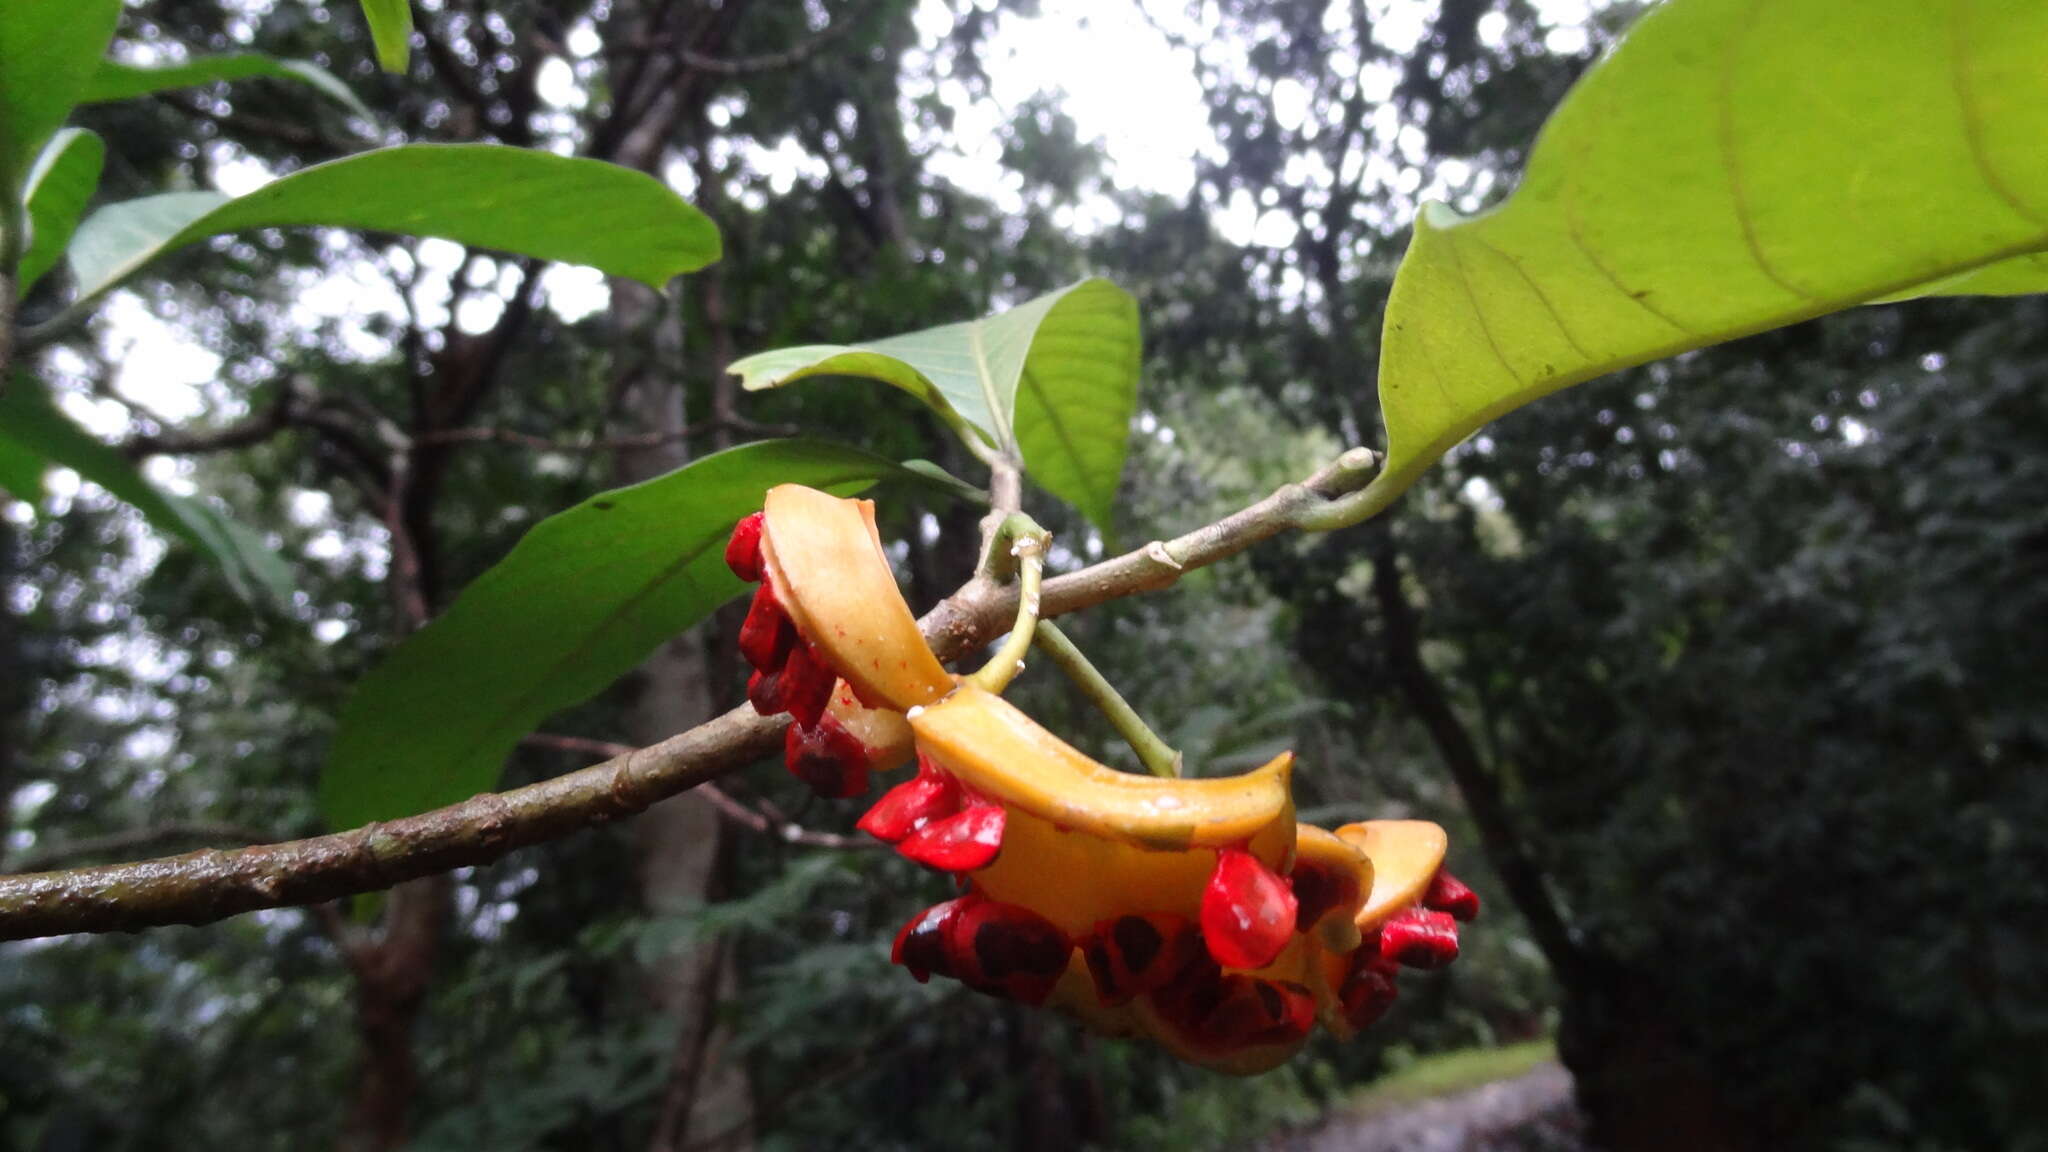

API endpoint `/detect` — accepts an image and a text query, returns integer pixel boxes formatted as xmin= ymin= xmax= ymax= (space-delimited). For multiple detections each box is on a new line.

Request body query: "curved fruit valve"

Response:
xmin=874 ymin=685 xmax=1353 ymax=1072
xmin=725 ymin=485 xmax=951 ymax=796
xmin=1312 ymin=820 xmax=1482 ymax=1037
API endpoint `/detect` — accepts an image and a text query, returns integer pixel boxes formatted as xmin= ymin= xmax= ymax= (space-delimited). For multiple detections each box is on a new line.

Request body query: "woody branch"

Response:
xmin=0 ymin=448 xmax=1380 ymax=941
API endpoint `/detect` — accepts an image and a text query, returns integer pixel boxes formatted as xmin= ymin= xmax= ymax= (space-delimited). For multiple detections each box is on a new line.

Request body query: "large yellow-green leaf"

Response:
xmin=0 ymin=0 xmax=120 ymax=208
xmin=729 ymin=279 xmax=1140 ymax=529
xmin=1360 ymin=0 xmax=2048 ymax=517
xmin=321 ymin=440 xmax=917 ymax=830
xmin=65 ymin=143 xmax=719 ymax=306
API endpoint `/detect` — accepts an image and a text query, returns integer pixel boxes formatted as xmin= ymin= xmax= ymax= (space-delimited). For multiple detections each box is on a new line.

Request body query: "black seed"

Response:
xmin=1112 ymin=916 xmax=1163 ymax=973
xmin=1292 ymin=864 xmax=1335 ymax=931
xmin=1254 ymin=981 xmax=1284 ymax=1020
xmin=977 ymin=919 xmax=1068 ymax=981
xmin=1084 ymin=940 xmax=1123 ymax=998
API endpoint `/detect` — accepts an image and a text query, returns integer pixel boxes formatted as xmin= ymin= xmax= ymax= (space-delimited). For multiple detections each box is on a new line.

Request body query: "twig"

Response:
xmin=0 ymin=447 xmax=1382 ymax=941
xmin=1031 ymin=621 xmax=1180 ymax=778
xmin=966 ymin=515 xmax=1047 ymax=695
xmin=521 ymin=733 xmax=875 ymax=850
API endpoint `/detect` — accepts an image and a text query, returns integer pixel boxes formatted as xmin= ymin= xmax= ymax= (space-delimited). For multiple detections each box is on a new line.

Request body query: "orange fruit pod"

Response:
xmin=725 ymin=484 xmax=950 ymax=795
xmin=724 ymin=485 xmax=1480 ymax=1070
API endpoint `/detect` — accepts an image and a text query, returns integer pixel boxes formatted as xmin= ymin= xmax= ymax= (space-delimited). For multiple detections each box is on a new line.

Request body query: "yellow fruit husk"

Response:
xmin=759 ymin=484 xmax=953 ymax=711
xmin=1335 ymin=819 xmax=1447 ymax=930
xmin=822 ymin=681 xmax=913 ymax=773
xmin=911 ymin=686 xmax=1296 ymax=855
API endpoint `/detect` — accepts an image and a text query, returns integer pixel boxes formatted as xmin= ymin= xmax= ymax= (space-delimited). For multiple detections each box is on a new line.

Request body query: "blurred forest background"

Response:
xmin=3 ymin=0 xmax=2045 ymax=1150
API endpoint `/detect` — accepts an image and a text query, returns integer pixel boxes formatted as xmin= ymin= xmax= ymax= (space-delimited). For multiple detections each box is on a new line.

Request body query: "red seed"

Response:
xmin=856 ymin=757 xmax=962 ymax=843
xmin=780 ymin=641 xmax=837 ymax=729
xmin=738 ymin=582 xmax=795 ymax=672
xmin=1197 ymin=976 xmax=1316 ymax=1049
xmin=1379 ymin=907 xmax=1460 ymax=970
xmin=897 ymin=803 xmax=1006 ymax=872
xmin=1083 ymin=913 xmax=1202 ymax=1006
xmin=891 ymin=899 xmax=965 ymax=982
xmin=725 ymin=511 xmax=765 ymax=582
xmin=783 ymin=714 xmax=872 ymax=798
xmin=1200 ymin=848 xmax=1298 ymax=971
xmin=945 ymin=895 xmax=1072 ymax=1005
xmin=1422 ymin=870 xmax=1481 ymax=921
xmin=1339 ymin=954 xmax=1401 ymax=1031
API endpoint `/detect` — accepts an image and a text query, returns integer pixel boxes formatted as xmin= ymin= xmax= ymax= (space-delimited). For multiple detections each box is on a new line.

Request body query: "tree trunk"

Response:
xmin=1369 ymin=542 xmax=1749 ymax=1152
xmin=339 ymin=875 xmax=449 ymax=1152
xmin=603 ymin=23 xmax=753 ymax=1129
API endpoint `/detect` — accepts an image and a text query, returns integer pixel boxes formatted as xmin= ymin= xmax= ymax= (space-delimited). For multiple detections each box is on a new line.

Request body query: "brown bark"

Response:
xmin=609 ymin=268 xmax=752 ymax=1149
xmin=1370 ymin=544 xmax=1749 ymax=1151
xmin=337 ymin=875 xmax=450 ymax=1152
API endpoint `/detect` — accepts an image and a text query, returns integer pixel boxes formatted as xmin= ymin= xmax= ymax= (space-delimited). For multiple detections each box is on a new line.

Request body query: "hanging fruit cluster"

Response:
xmin=724 ymin=484 xmax=1477 ymax=1072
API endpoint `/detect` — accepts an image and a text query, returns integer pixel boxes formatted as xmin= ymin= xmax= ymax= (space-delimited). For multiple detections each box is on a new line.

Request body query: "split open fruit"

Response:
xmin=726 ymin=484 xmax=948 ymax=795
xmin=723 ymin=485 xmax=1478 ymax=1071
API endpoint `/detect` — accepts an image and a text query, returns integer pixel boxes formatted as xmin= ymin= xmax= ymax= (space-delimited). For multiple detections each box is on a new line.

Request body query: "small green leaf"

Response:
xmin=1009 ymin=280 xmax=1141 ymax=531
xmin=730 ymin=278 xmax=1140 ymax=529
xmin=1363 ymin=0 xmax=2048 ymax=515
xmin=0 ymin=0 xmax=120 ymax=209
xmin=0 ymin=375 xmax=291 ymax=606
xmin=66 ymin=143 xmax=720 ymax=305
xmin=81 ymin=53 xmax=373 ymax=122
xmin=320 ymin=439 xmax=910 ymax=830
xmin=360 ymin=0 xmax=413 ymax=74
xmin=897 ymin=459 xmax=992 ymax=507
xmin=18 ymin=128 xmax=105 ymax=292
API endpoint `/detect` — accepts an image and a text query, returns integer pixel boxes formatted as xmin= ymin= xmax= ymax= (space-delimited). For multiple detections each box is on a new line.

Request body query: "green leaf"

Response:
xmin=80 ymin=53 xmax=373 ymax=122
xmin=18 ymin=129 xmax=105 ymax=292
xmin=0 ymin=0 xmax=120 ymax=208
xmin=729 ymin=278 xmax=1140 ymax=529
xmin=360 ymin=0 xmax=413 ymax=74
xmin=1363 ymin=0 xmax=2048 ymax=514
xmin=1009 ymin=280 xmax=1142 ymax=531
xmin=0 ymin=427 xmax=42 ymax=501
xmin=0 ymin=375 xmax=291 ymax=606
xmin=66 ymin=143 xmax=720 ymax=305
xmin=320 ymin=439 xmax=907 ymax=830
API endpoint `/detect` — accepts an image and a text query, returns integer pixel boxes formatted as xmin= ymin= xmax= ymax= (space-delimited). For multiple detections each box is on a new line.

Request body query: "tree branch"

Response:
xmin=522 ymin=733 xmax=873 ymax=849
xmin=0 ymin=448 xmax=1382 ymax=941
